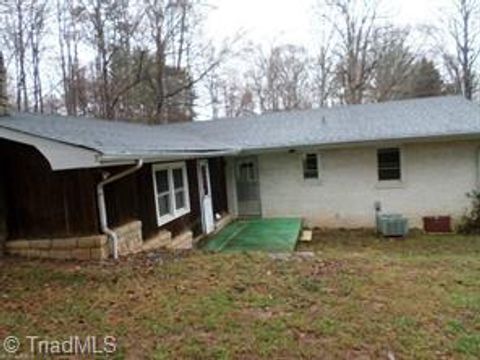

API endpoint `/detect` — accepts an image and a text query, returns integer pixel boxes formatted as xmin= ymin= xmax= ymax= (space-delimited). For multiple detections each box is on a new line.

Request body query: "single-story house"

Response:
xmin=1 ymin=78 xmax=479 ymax=259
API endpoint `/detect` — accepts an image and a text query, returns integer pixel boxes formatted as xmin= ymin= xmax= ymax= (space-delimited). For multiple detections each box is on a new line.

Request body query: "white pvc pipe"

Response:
xmin=96 ymin=159 xmax=143 ymax=260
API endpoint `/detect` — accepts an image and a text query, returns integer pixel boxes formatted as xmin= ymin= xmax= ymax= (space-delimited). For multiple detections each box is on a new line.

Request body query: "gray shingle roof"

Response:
xmin=170 ymin=95 xmax=480 ymax=151
xmin=0 ymin=113 xmax=233 ymax=156
xmin=0 ymin=96 xmax=479 ymax=158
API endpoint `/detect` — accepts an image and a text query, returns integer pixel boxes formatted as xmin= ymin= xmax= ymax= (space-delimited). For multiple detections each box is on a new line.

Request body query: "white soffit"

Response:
xmin=0 ymin=127 xmax=101 ymax=170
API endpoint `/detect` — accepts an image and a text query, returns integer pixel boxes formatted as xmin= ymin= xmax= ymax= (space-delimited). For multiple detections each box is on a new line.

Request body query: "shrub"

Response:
xmin=458 ymin=191 xmax=480 ymax=234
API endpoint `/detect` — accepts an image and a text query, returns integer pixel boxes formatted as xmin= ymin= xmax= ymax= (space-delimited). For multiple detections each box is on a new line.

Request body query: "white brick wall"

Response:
xmin=245 ymin=140 xmax=480 ymax=228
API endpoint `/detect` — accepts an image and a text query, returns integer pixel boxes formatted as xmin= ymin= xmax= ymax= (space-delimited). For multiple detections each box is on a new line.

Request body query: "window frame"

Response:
xmin=152 ymin=162 xmax=191 ymax=227
xmin=302 ymin=152 xmax=323 ymax=182
xmin=376 ymin=147 xmax=404 ymax=186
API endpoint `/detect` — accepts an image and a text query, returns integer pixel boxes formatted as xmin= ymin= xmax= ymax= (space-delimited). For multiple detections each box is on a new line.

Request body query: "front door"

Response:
xmin=198 ymin=160 xmax=215 ymax=234
xmin=236 ymin=157 xmax=261 ymax=217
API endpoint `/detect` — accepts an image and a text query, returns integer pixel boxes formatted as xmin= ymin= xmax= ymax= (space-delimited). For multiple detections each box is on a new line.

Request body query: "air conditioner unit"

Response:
xmin=377 ymin=214 xmax=409 ymax=237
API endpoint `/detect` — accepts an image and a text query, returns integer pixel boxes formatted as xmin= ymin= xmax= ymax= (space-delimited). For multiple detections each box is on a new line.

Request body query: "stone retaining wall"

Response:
xmin=116 ymin=220 xmax=143 ymax=256
xmin=170 ymin=231 xmax=193 ymax=250
xmin=6 ymin=234 xmax=109 ymax=260
xmin=142 ymin=230 xmax=172 ymax=252
xmin=5 ymin=220 xmax=143 ymax=261
xmin=5 ymin=219 xmax=197 ymax=260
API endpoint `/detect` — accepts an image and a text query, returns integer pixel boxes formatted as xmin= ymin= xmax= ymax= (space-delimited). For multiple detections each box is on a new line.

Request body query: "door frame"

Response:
xmin=197 ymin=159 xmax=215 ymax=234
xmin=234 ymin=156 xmax=262 ymax=217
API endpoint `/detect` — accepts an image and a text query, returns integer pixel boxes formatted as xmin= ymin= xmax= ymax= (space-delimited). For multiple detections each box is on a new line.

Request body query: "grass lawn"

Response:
xmin=1 ymin=231 xmax=479 ymax=359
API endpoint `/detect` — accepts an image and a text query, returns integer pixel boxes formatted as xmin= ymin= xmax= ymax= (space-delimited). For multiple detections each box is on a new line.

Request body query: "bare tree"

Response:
xmin=313 ymin=45 xmax=336 ymax=107
xmin=143 ymin=0 xmax=240 ymax=123
xmin=312 ymin=33 xmax=336 ymax=107
xmin=28 ymin=0 xmax=49 ymax=113
xmin=444 ymin=0 xmax=480 ymax=100
xmin=274 ymin=45 xmax=312 ymax=110
xmin=80 ymin=0 xmax=145 ymax=119
xmin=311 ymin=4 xmax=337 ymax=107
xmin=245 ymin=44 xmax=312 ymax=113
xmin=1 ymin=0 xmax=30 ymax=111
xmin=203 ymin=46 xmax=224 ymax=119
xmin=15 ymin=0 xmax=29 ymax=111
xmin=324 ymin=0 xmax=384 ymax=104
xmin=57 ymin=0 xmax=83 ymax=115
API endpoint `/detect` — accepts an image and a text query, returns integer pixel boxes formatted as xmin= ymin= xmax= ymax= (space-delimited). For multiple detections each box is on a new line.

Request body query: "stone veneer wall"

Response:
xmin=5 ymin=219 xmax=196 ymax=260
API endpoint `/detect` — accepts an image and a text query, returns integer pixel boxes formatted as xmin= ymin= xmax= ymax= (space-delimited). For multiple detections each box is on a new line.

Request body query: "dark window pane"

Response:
xmin=158 ymin=194 xmax=171 ymax=216
xmin=155 ymin=170 xmax=169 ymax=193
xmin=249 ymin=165 xmax=256 ymax=181
xmin=173 ymin=168 xmax=184 ymax=189
xmin=303 ymin=154 xmax=319 ymax=179
xmin=239 ymin=162 xmax=256 ymax=182
xmin=377 ymin=148 xmax=401 ymax=181
xmin=201 ymin=165 xmax=209 ymax=196
xmin=305 ymin=154 xmax=317 ymax=169
xmin=379 ymin=169 xmax=401 ymax=181
xmin=175 ymin=190 xmax=185 ymax=210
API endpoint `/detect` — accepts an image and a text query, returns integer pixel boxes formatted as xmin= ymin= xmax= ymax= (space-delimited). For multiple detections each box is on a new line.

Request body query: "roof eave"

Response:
xmin=98 ymin=148 xmax=241 ymax=166
xmin=0 ymin=126 xmax=103 ymax=170
xmin=238 ymin=132 xmax=480 ymax=155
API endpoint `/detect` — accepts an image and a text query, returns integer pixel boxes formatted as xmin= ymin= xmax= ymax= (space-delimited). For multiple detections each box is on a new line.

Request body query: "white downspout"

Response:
xmin=97 ymin=159 xmax=143 ymax=260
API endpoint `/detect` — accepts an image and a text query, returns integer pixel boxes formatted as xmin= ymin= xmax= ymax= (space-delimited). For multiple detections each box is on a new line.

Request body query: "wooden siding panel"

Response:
xmin=1 ymin=138 xmax=228 ymax=242
xmin=136 ymin=165 xmax=159 ymax=239
xmin=0 ymin=139 xmax=99 ymax=239
xmin=105 ymin=168 xmax=140 ymax=229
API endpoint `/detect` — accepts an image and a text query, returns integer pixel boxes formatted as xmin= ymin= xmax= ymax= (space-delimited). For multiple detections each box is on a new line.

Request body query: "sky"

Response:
xmin=191 ymin=0 xmax=457 ymax=118
xmin=3 ymin=0 xmax=460 ymax=118
xmin=204 ymin=0 xmax=453 ymax=48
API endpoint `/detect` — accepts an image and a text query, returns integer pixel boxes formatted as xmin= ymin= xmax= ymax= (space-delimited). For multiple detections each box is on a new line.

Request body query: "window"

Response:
xmin=238 ymin=161 xmax=257 ymax=182
xmin=152 ymin=162 xmax=190 ymax=226
xmin=303 ymin=153 xmax=320 ymax=180
xmin=377 ymin=148 xmax=401 ymax=181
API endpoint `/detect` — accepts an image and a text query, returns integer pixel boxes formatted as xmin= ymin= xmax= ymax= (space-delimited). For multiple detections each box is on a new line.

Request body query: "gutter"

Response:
xmin=97 ymin=159 xmax=143 ymax=260
xmin=98 ymin=149 xmax=241 ymax=165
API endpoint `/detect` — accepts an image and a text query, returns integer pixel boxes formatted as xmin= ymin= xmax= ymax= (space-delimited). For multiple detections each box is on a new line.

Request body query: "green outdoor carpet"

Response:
xmin=203 ymin=218 xmax=302 ymax=252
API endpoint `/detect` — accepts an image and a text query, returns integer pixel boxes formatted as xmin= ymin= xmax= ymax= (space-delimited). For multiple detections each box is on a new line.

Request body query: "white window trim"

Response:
xmin=301 ymin=152 xmax=323 ymax=184
xmin=152 ymin=162 xmax=191 ymax=227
